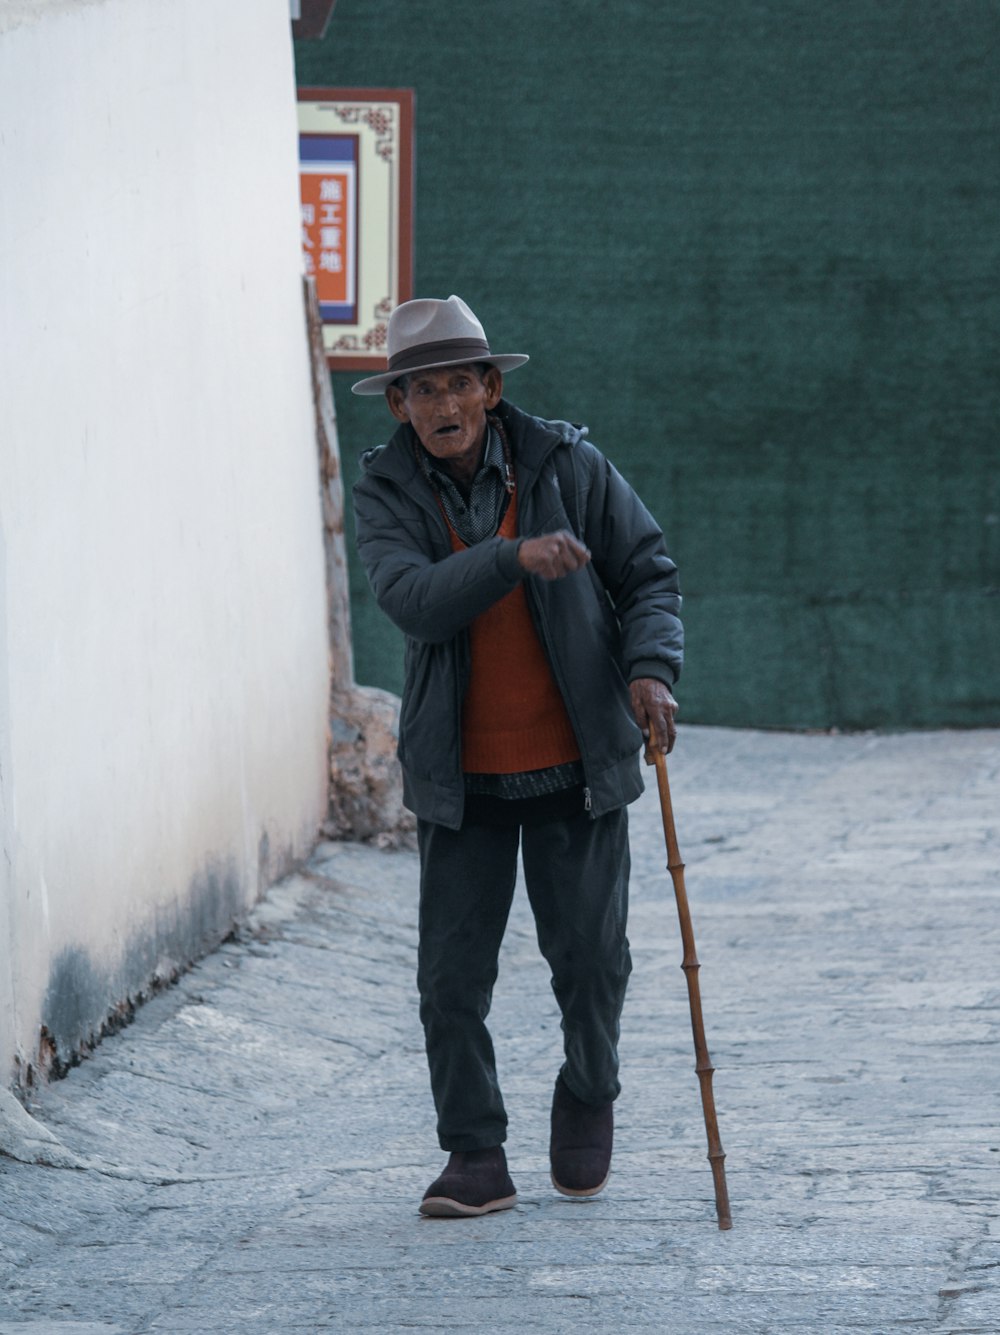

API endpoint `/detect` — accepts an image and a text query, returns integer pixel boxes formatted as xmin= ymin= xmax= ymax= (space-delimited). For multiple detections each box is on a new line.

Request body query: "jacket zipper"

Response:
xmin=523 ymin=579 xmax=595 ymax=818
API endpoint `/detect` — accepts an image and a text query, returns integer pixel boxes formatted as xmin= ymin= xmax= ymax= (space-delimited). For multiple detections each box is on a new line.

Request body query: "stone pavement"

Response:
xmin=1 ymin=727 xmax=998 ymax=1334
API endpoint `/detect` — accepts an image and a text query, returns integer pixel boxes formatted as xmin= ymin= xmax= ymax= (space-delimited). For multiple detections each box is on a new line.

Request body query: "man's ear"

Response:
xmin=385 ymin=385 xmax=409 ymax=423
xmin=483 ymin=367 xmax=503 ymax=410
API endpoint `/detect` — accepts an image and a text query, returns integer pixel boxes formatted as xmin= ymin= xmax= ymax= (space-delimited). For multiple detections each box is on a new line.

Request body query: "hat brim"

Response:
xmin=351 ymin=353 xmax=529 ymax=396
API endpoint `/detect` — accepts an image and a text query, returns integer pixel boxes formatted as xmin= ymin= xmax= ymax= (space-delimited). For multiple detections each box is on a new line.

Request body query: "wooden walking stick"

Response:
xmin=650 ymin=728 xmax=732 ymax=1230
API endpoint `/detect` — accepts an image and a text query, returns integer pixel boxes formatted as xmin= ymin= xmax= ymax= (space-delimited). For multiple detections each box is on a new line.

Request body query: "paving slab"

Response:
xmin=1 ymin=726 xmax=998 ymax=1333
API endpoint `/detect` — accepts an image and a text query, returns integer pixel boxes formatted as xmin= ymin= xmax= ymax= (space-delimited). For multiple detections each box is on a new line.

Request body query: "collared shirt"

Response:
xmin=417 ymin=419 xmax=585 ymax=806
xmin=417 ymin=422 xmax=509 ymax=547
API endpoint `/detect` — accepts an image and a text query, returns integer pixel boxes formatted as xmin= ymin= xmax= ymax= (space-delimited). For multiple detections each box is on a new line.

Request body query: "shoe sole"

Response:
xmin=419 ymin=1192 xmax=517 ymax=1218
xmin=551 ymin=1170 xmax=610 ymax=1198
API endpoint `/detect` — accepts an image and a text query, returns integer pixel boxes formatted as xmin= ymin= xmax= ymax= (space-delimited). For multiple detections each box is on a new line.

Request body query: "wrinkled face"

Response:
xmin=386 ymin=364 xmax=502 ymax=477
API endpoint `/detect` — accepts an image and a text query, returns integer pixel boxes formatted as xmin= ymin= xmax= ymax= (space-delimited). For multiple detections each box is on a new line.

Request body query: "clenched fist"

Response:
xmin=517 ymin=530 xmax=591 ymax=580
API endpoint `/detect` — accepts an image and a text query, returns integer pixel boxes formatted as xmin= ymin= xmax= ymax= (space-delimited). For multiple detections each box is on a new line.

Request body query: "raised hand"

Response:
xmin=517 ymin=530 xmax=591 ymax=580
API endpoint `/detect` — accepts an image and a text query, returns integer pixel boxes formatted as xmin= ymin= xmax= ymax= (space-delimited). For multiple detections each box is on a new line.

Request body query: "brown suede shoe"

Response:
xmin=419 ymin=1147 xmax=517 ymax=1218
xmin=550 ymin=1074 xmax=613 ymax=1197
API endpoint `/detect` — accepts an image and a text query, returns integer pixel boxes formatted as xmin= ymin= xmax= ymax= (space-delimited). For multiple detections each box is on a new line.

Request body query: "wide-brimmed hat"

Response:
xmin=350 ymin=295 xmax=529 ymax=396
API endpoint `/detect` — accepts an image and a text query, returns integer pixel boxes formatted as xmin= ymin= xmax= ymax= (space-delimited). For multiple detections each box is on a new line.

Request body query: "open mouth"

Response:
xmin=435 ymin=425 xmax=460 ymax=436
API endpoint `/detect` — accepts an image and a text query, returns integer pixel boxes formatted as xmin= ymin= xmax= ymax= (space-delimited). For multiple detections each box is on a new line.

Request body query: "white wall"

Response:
xmin=0 ymin=0 xmax=331 ymax=1084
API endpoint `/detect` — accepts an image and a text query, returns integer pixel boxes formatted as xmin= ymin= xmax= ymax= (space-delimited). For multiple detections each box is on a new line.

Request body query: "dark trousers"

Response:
xmin=416 ymin=801 xmax=632 ymax=1151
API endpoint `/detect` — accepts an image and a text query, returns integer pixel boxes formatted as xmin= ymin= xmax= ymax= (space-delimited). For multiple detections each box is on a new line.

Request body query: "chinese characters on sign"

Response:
xmin=298 ymin=88 xmax=415 ymax=370
xmin=300 ymin=135 xmax=358 ymax=324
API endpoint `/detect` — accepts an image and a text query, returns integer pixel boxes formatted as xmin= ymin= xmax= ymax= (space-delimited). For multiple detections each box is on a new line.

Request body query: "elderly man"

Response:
xmin=352 ymin=295 xmax=682 ymax=1217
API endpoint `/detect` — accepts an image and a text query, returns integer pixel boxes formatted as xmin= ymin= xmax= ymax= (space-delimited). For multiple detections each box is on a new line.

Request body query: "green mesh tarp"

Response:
xmin=296 ymin=1 xmax=1000 ymax=728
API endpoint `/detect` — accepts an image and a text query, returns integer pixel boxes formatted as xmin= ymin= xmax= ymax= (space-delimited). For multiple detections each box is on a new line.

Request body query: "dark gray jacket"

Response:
xmin=353 ymin=399 xmax=683 ymax=829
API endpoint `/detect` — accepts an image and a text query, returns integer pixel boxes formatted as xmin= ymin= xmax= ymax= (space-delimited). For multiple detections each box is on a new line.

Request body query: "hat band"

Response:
xmin=388 ymin=336 xmax=491 ymax=374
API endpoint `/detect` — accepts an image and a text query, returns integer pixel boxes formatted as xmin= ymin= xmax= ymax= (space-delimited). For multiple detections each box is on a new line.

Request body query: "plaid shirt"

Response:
xmin=418 ymin=422 xmax=510 ymax=546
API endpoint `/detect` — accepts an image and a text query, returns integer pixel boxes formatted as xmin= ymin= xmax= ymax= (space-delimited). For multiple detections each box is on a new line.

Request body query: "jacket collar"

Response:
xmin=361 ymin=399 xmax=585 ymax=493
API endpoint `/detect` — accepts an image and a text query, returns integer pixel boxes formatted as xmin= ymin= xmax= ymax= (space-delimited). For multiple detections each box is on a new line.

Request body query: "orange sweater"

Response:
xmin=446 ymin=494 xmax=581 ymax=774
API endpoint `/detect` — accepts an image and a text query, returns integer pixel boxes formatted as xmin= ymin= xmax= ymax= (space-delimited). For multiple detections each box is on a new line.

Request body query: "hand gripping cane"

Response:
xmin=650 ymin=727 xmax=732 ymax=1230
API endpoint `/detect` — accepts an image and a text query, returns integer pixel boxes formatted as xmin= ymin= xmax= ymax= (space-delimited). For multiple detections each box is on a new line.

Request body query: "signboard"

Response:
xmin=298 ymin=88 xmax=414 ymax=370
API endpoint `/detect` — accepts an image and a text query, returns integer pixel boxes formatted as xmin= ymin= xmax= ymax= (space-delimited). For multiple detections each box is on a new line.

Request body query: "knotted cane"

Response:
xmin=650 ymin=728 xmax=732 ymax=1230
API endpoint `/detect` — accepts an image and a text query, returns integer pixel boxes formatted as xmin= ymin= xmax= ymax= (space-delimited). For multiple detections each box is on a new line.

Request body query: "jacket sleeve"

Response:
xmin=353 ymin=473 xmax=525 ymax=644
xmin=573 ymin=440 xmax=684 ymax=687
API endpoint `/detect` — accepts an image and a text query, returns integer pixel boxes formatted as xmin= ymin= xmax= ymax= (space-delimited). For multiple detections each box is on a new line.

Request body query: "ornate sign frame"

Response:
xmin=297 ymin=87 xmax=415 ymax=370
